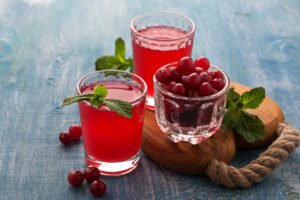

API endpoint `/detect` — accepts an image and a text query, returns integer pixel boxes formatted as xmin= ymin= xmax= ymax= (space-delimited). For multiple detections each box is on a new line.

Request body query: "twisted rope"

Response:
xmin=205 ymin=122 xmax=300 ymax=188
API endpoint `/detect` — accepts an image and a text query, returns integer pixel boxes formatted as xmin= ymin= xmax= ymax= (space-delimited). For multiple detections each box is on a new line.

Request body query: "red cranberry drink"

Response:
xmin=131 ymin=11 xmax=195 ymax=109
xmin=77 ymin=70 xmax=147 ymax=176
xmin=154 ymin=56 xmax=230 ymax=145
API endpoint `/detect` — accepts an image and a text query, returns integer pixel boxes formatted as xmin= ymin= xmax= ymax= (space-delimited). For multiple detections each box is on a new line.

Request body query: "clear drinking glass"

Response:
xmin=76 ymin=70 xmax=147 ymax=176
xmin=154 ymin=63 xmax=230 ymax=145
xmin=130 ymin=11 xmax=195 ymax=109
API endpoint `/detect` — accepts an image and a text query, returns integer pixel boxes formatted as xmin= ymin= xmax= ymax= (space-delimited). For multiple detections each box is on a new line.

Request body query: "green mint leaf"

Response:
xmin=90 ymin=97 xmax=102 ymax=107
xmin=103 ymin=99 xmax=133 ymax=118
xmin=234 ymin=111 xmax=265 ymax=143
xmin=62 ymin=94 xmax=94 ymax=106
xmin=226 ymin=87 xmax=240 ymax=109
xmin=95 ymin=55 xmax=119 ymax=70
xmin=115 ymin=37 xmax=126 ymax=62
xmin=93 ymin=85 xmax=108 ymax=98
xmin=240 ymin=87 xmax=265 ymax=109
xmin=222 ymin=109 xmax=241 ymax=130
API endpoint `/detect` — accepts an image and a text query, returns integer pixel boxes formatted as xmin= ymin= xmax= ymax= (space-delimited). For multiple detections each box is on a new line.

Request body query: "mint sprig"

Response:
xmin=62 ymin=85 xmax=133 ymax=118
xmin=222 ymin=87 xmax=265 ymax=143
xmin=95 ymin=38 xmax=133 ymax=72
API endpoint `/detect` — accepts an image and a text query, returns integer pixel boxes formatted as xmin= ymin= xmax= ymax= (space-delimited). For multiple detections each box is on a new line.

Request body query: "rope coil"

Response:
xmin=205 ymin=122 xmax=300 ymax=188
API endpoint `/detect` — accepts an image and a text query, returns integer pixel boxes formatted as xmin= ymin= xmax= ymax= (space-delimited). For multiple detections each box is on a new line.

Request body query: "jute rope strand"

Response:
xmin=205 ymin=122 xmax=300 ymax=189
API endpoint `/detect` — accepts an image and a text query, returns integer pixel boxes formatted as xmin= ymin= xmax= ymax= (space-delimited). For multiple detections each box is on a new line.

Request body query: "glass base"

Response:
xmin=85 ymin=152 xmax=140 ymax=176
xmin=146 ymin=96 xmax=155 ymax=110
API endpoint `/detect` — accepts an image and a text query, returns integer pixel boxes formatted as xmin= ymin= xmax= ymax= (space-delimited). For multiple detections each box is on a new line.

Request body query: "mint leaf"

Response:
xmin=93 ymin=85 xmax=108 ymax=98
xmin=62 ymin=94 xmax=94 ymax=106
xmin=226 ymin=87 xmax=240 ymax=109
xmin=222 ymin=109 xmax=241 ymax=130
xmin=95 ymin=56 xmax=119 ymax=70
xmin=90 ymin=97 xmax=102 ymax=107
xmin=234 ymin=112 xmax=265 ymax=143
xmin=115 ymin=37 xmax=126 ymax=62
xmin=103 ymin=99 xmax=133 ymax=118
xmin=240 ymin=87 xmax=265 ymax=109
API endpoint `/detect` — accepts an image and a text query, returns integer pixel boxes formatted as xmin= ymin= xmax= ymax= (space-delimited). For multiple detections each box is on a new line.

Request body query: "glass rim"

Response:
xmin=130 ymin=11 xmax=195 ymax=42
xmin=153 ymin=62 xmax=230 ymax=101
xmin=76 ymin=70 xmax=148 ymax=105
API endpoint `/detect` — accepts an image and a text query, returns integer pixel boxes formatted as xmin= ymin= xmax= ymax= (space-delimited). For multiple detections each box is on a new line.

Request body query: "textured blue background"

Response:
xmin=0 ymin=0 xmax=299 ymax=199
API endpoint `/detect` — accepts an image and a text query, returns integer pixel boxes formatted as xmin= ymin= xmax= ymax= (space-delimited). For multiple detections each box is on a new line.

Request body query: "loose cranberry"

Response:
xmin=211 ymin=78 xmax=225 ymax=91
xmin=68 ymin=170 xmax=84 ymax=187
xmin=194 ymin=57 xmax=210 ymax=70
xmin=59 ymin=132 xmax=72 ymax=145
xmin=177 ymin=56 xmax=194 ymax=75
xmin=199 ymin=71 xmax=212 ymax=83
xmin=168 ymin=66 xmax=182 ymax=82
xmin=210 ymin=71 xmax=224 ymax=79
xmin=195 ymin=67 xmax=205 ymax=74
xmin=69 ymin=124 xmax=82 ymax=141
xmin=90 ymin=179 xmax=107 ymax=197
xmin=155 ymin=68 xmax=172 ymax=83
xmin=198 ymin=82 xmax=215 ymax=97
xmin=84 ymin=167 xmax=100 ymax=183
xmin=184 ymin=73 xmax=202 ymax=90
xmin=171 ymin=83 xmax=186 ymax=96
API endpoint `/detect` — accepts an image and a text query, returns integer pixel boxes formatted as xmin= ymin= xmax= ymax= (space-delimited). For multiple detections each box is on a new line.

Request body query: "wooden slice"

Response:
xmin=142 ymin=82 xmax=284 ymax=175
xmin=231 ymin=82 xmax=285 ymax=149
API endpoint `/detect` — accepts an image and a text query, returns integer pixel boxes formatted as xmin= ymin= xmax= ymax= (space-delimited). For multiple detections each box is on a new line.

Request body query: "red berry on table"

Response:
xmin=171 ymin=83 xmax=186 ymax=96
xmin=184 ymin=73 xmax=202 ymax=90
xmin=156 ymin=68 xmax=172 ymax=83
xmin=199 ymin=71 xmax=212 ymax=83
xmin=59 ymin=132 xmax=72 ymax=145
xmin=198 ymin=82 xmax=215 ymax=97
xmin=211 ymin=78 xmax=225 ymax=91
xmin=168 ymin=66 xmax=182 ymax=82
xmin=194 ymin=56 xmax=210 ymax=70
xmin=84 ymin=167 xmax=100 ymax=183
xmin=90 ymin=179 xmax=107 ymax=197
xmin=69 ymin=124 xmax=82 ymax=141
xmin=68 ymin=170 xmax=84 ymax=187
xmin=210 ymin=71 xmax=223 ymax=79
xmin=177 ymin=56 xmax=194 ymax=75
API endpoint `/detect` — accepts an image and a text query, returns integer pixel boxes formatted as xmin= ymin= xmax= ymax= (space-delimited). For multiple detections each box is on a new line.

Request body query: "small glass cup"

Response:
xmin=76 ymin=70 xmax=147 ymax=176
xmin=154 ymin=63 xmax=230 ymax=145
xmin=130 ymin=11 xmax=195 ymax=109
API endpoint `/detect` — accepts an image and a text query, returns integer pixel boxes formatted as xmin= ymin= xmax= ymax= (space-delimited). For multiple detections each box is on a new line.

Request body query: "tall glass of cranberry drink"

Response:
xmin=77 ymin=70 xmax=147 ymax=176
xmin=154 ymin=57 xmax=230 ymax=145
xmin=130 ymin=11 xmax=195 ymax=109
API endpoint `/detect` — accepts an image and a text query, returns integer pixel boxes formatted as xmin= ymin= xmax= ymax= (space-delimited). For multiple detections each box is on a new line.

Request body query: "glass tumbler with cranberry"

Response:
xmin=154 ymin=57 xmax=230 ymax=145
xmin=77 ymin=70 xmax=147 ymax=176
xmin=130 ymin=11 xmax=195 ymax=109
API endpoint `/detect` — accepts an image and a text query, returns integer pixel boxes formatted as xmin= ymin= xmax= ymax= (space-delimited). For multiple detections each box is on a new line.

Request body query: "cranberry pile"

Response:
xmin=59 ymin=124 xmax=82 ymax=145
xmin=155 ymin=56 xmax=225 ymax=97
xmin=68 ymin=167 xmax=106 ymax=197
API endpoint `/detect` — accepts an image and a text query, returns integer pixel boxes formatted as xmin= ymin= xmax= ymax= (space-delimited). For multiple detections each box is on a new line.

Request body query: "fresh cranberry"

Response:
xmin=199 ymin=71 xmax=212 ymax=83
xmin=211 ymin=78 xmax=225 ymax=91
xmin=194 ymin=57 xmax=210 ymax=70
xmin=155 ymin=68 xmax=172 ymax=83
xmin=69 ymin=124 xmax=82 ymax=141
xmin=162 ymin=81 xmax=176 ymax=92
xmin=183 ymin=73 xmax=202 ymax=90
xmin=171 ymin=83 xmax=186 ymax=96
xmin=68 ymin=170 xmax=84 ymax=187
xmin=177 ymin=56 xmax=194 ymax=75
xmin=90 ymin=179 xmax=107 ymax=197
xmin=84 ymin=167 xmax=100 ymax=183
xmin=168 ymin=66 xmax=182 ymax=82
xmin=210 ymin=71 xmax=223 ymax=79
xmin=188 ymin=90 xmax=199 ymax=97
xmin=195 ymin=67 xmax=205 ymax=74
xmin=198 ymin=82 xmax=216 ymax=97
xmin=59 ymin=132 xmax=72 ymax=145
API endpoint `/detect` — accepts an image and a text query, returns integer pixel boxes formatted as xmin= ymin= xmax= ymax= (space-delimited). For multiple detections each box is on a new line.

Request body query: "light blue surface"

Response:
xmin=0 ymin=0 xmax=299 ymax=199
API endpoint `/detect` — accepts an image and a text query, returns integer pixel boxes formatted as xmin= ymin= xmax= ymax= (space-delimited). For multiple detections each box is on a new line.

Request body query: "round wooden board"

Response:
xmin=142 ymin=82 xmax=284 ymax=175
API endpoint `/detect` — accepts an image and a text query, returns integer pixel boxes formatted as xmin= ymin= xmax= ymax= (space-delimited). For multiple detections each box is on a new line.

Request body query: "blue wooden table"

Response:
xmin=0 ymin=0 xmax=299 ymax=199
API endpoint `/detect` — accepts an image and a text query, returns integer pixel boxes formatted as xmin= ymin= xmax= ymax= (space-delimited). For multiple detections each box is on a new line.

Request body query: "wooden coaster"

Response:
xmin=142 ymin=82 xmax=284 ymax=175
